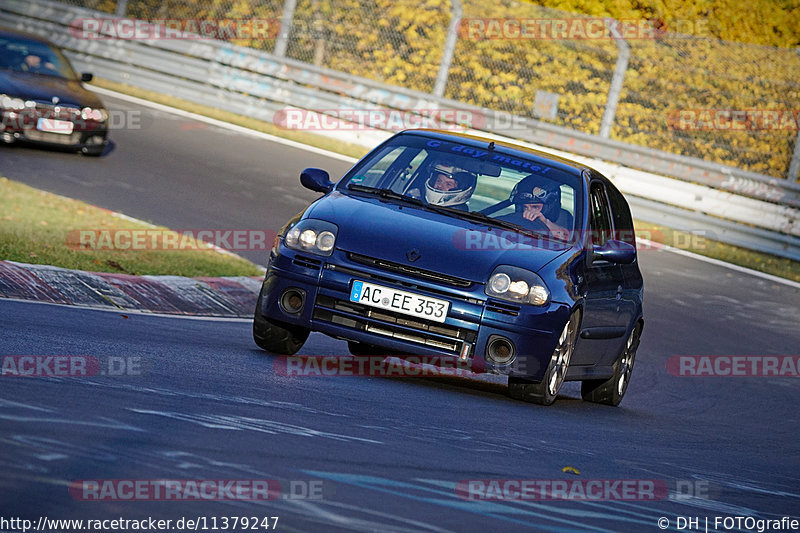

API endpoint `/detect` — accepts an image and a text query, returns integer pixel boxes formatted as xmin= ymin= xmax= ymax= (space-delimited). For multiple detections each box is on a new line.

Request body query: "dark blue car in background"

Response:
xmin=254 ymin=130 xmax=644 ymax=406
xmin=0 ymin=27 xmax=108 ymax=156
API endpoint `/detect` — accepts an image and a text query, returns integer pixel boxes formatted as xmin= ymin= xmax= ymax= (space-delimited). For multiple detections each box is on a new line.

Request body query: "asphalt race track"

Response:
xmin=1 ymin=93 xmax=799 ymax=532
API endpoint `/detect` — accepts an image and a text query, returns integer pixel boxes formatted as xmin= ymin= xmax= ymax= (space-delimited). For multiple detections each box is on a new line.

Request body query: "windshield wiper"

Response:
xmin=346 ymin=184 xmax=425 ymax=207
xmin=430 ymin=206 xmax=560 ymax=240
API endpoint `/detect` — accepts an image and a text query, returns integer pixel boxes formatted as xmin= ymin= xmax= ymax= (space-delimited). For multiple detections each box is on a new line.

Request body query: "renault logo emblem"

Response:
xmin=406 ymin=249 xmax=421 ymax=262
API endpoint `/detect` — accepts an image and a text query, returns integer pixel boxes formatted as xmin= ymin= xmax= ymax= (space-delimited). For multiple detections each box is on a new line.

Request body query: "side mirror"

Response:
xmin=300 ymin=167 xmax=333 ymax=193
xmin=592 ymin=239 xmax=636 ymax=264
xmin=80 ymin=72 xmax=94 ymax=82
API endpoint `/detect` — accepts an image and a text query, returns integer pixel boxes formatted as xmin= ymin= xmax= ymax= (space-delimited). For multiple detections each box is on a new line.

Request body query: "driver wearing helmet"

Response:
xmin=409 ymin=161 xmax=477 ymax=210
xmin=500 ymin=175 xmax=570 ymax=240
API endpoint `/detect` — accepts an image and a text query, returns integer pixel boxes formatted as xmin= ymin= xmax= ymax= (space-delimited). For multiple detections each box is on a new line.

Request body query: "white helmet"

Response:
xmin=424 ymin=164 xmax=477 ymax=207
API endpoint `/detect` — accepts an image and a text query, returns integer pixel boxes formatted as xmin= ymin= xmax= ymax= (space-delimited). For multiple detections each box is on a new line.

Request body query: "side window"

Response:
xmin=392 ymin=150 xmax=428 ymax=194
xmin=606 ymin=183 xmax=636 ymax=246
xmin=349 ymin=147 xmax=426 ymax=190
xmin=559 ymin=184 xmax=575 ymax=216
xmin=589 ymin=182 xmax=613 ymax=247
xmin=349 ymin=146 xmax=405 ymax=188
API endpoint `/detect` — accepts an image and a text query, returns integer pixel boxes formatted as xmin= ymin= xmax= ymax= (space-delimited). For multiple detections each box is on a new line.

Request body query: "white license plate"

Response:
xmin=36 ymin=118 xmax=74 ymax=134
xmin=349 ymin=280 xmax=450 ymax=323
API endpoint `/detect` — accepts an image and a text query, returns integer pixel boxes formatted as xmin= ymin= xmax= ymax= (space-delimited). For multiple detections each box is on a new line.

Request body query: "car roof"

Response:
xmin=399 ymin=129 xmax=598 ymax=178
xmin=0 ymin=26 xmax=56 ymax=46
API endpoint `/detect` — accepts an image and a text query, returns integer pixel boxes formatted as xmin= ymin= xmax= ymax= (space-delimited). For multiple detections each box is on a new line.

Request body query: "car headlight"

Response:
xmin=485 ymin=265 xmax=550 ymax=306
xmin=81 ymin=107 xmax=109 ymax=122
xmin=0 ymin=95 xmax=26 ymax=111
xmin=284 ymin=219 xmax=338 ymax=256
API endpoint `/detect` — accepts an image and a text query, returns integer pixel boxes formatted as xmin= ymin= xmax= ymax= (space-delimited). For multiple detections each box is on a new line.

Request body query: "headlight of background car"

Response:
xmin=81 ymin=107 xmax=109 ymax=122
xmin=0 ymin=95 xmax=27 ymax=111
xmin=485 ymin=265 xmax=550 ymax=306
xmin=283 ymin=219 xmax=338 ymax=257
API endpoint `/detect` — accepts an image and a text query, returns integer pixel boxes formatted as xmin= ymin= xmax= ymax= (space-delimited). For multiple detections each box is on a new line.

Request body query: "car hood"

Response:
xmin=306 ymin=192 xmax=571 ymax=283
xmin=0 ymin=70 xmax=104 ymax=108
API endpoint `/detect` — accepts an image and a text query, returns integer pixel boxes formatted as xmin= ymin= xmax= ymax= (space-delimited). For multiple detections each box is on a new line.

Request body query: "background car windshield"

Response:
xmin=340 ymin=134 xmax=583 ymax=236
xmin=0 ymin=36 xmax=78 ymax=79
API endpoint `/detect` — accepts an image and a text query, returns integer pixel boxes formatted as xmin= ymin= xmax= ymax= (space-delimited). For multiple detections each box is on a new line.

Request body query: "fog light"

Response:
xmin=279 ymin=288 xmax=305 ymax=315
xmin=486 ymin=335 xmax=515 ymax=365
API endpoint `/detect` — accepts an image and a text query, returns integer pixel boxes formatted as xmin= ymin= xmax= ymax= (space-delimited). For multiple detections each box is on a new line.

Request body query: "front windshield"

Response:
xmin=340 ymin=134 xmax=583 ymax=242
xmin=0 ymin=36 xmax=78 ymax=80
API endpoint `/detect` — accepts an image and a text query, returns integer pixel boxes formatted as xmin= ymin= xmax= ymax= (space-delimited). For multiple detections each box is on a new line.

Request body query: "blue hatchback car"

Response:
xmin=254 ymin=130 xmax=644 ymax=406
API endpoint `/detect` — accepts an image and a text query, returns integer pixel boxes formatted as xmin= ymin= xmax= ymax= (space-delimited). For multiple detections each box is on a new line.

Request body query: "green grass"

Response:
xmin=633 ymin=220 xmax=800 ymax=282
xmin=0 ymin=177 xmax=263 ymax=277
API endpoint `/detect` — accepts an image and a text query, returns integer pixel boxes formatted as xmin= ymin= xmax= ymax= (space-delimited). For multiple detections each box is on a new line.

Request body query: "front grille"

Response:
xmin=327 ymin=263 xmax=482 ymax=304
xmin=314 ymin=294 xmax=476 ymax=354
xmin=348 ymin=252 xmax=473 ymax=288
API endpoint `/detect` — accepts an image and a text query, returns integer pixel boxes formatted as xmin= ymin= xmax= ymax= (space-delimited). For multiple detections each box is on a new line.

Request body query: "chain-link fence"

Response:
xmin=53 ymin=0 xmax=800 ymax=182
xmin=620 ymin=36 xmax=800 ymax=180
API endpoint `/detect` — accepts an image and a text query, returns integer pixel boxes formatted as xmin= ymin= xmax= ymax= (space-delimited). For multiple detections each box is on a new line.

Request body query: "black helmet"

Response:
xmin=510 ymin=175 xmax=561 ymax=220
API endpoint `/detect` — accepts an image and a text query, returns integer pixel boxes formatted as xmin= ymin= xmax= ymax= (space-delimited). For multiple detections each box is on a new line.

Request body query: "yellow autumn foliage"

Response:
xmin=109 ymin=0 xmax=799 ymax=180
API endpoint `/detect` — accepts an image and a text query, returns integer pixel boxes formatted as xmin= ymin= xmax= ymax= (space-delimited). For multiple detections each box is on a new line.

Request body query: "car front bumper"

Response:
xmin=258 ymin=245 xmax=572 ymax=382
xmin=1 ymin=107 xmax=108 ymax=152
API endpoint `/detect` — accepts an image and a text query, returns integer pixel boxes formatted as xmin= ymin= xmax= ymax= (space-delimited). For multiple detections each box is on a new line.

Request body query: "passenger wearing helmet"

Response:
xmin=409 ymin=161 xmax=477 ymax=210
xmin=499 ymin=175 xmax=570 ymax=240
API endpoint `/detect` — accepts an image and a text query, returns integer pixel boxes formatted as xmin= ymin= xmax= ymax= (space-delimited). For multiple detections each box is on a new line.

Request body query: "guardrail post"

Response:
xmin=599 ymin=19 xmax=630 ymax=139
xmin=433 ymin=0 xmax=462 ymax=98
xmin=115 ymin=0 xmax=128 ymax=17
xmin=274 ymin=0 xmax=297 ymax=57
xmin=789 ymin=49 xmax=800 ymax=181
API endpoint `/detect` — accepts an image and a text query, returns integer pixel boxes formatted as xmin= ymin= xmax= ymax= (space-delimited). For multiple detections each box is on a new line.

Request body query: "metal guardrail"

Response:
xmin=2 ymin=0 xmax=800 ymax=261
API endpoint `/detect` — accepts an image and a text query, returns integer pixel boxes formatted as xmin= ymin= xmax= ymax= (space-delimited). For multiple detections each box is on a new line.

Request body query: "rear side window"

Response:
xmin=606 ymin=182 xmax=636 ymax=246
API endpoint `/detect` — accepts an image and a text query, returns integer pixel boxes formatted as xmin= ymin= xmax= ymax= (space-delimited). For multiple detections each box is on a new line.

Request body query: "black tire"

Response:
xmin=508 ymin=310 xmax=580 ymax=406
xmin=253 ymin=295 xmax=309 ymax=354
xmin=581 ymin=322 xmax=642 ymax=406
